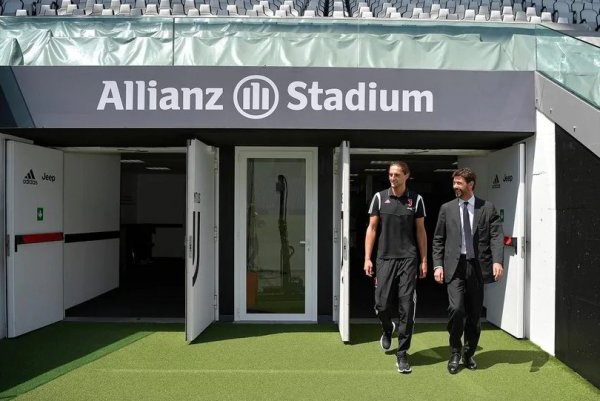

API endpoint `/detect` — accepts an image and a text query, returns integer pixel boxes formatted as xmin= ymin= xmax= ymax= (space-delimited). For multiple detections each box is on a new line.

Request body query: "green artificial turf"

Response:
xmin=1 ymin=322 xmax=599 ymax=401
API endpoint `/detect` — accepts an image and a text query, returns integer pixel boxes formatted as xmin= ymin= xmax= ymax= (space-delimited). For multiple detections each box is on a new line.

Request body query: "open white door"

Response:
xmin=334 ymin=141 xmax=350 ymax=343
xmin=185 ymin=139 xmax=218 ymax=343
xmin=484 ymin=143 xmax=526 ymax=338
xmin=6 ymin=141 xmax=64 ymax=337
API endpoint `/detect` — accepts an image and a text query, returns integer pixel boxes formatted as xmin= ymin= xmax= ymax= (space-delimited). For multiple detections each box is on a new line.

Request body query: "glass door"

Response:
xmin=235 ymin=148 xmax=318 ymax=321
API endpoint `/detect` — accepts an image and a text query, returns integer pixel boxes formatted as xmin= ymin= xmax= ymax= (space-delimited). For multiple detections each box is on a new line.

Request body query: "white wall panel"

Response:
xmin=64 ymin=240 xmax=119 ymax=309
xmin=526 ymin=112 xmax=556 ymax=355
xmin=0 ymin=139 xmax=6 ymax=339
xmin=64 ymin=153 xmax=120 ymax=233
xmin=63 ymin=153 xmax=120 ymax=308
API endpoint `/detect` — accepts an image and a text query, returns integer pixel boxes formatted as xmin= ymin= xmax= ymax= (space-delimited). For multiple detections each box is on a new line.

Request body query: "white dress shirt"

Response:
xmin=459 ymin=196 xmax=475 ymax=255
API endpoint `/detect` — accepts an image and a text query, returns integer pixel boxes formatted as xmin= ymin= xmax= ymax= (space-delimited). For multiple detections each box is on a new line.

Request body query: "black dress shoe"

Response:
xmin=463 ymin=354 xmax=477 ymax=370
xmin=447 ymin=353 xmax=461 ymax=374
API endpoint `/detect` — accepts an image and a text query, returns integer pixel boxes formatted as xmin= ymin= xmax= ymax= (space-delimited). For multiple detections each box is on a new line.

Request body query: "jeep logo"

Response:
xmin=42 ymin=173 xmax=56 ymax=182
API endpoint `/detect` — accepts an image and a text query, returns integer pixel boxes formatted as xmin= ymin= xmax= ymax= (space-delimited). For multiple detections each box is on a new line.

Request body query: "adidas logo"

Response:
xmin=23 ymin=169 xmax=38 ymax=185
xmin=492 ymin=174 xmax=500 ymax=188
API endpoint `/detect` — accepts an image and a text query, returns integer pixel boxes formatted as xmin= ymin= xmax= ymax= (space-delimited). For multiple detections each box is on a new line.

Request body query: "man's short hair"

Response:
xmin=389 ymin=161 xmax=410 ymax=175
xmin=452 ymin=167 xmax=477 ymax=189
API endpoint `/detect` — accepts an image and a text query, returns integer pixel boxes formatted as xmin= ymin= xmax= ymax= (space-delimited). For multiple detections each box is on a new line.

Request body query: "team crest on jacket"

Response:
xmin=407 ymin=198 xmax=413 ymax=210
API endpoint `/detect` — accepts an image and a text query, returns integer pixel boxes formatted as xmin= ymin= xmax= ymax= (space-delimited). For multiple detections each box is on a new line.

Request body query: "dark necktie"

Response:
xmin=463 ymin=202 xmax=475 ymax=259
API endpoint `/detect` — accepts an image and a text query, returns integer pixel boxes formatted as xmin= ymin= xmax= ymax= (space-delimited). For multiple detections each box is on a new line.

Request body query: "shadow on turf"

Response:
xmin=0 ymin=321 xmax=181 ymax=398
xmin=472 ymin=349 xmax=550 ymax=372
xmin=349 ymin=323 xmax=448 ymax=345
xmin=405 ymin=347 xmax=549 ymax=372
xmin=191 ymin=322 xmax=339 ymax=344
xmin=192 ymin=323 xmax=449 ymax=346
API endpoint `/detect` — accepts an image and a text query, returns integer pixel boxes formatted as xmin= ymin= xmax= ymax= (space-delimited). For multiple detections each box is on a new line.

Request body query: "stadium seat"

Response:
xmin=116 ymin=3 xmax=131 ymax=13
xmin=88 ymin=2 xmax=103 ymax=13
xmin=514 ymin=9 xmax=527 ymax=20
xmin=478 ymin=5 xmax=489 ymax=17
xmin=183 ymin=0 xmax=194 ymax=12
xmin=540 ymin=10 xmax=552 ymax=21
xmin=172 ymin=3 xmax=184 ymax=13
xmin=446 ymin=0 xmax=456 ymax=12
xmin=226 ymin=4 xmax=238 ymax=14
xmin=198 ymin=3 xmax=211 ymax=14
xmin=580 ymin=9 xmax=598 ymax=25
xmin=283 ymin=0 xmax=298 ymax=15
xmin=259 ymin=0 xmax=274 ymax=15
xmin=525 ymin=6 xmax=536 ymax=18
xmin=572 ymin=2 xmax=584 ymax=22
xmin=40 ymin=4 xmax=57 ymax=14
xmin=489 ymin=9 xmax=502 ymax=19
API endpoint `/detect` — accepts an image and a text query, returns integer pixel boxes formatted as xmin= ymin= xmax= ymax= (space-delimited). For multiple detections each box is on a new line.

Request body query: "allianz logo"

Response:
xmin=97 ymin=75 xmax=434 ymax=120
xmin=22 ymin=170 xmax=56 ymax=185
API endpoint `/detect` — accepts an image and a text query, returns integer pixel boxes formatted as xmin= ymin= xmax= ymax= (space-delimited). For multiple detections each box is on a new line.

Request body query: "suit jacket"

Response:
xmin=432 ymin=196 xmax=504 ymax=284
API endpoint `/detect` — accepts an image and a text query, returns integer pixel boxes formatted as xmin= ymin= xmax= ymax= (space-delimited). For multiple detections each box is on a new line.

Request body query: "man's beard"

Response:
xmin=454 ymin=189 xmax=463 ymax=198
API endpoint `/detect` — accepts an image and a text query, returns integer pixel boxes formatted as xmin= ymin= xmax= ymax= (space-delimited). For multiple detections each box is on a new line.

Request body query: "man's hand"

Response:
xmin=364 ymin=259 xmax=374 ymax=277
xmin=419 ymin=261 xmax=427 ymax=279
xmin=434 ymin=267 xmax=444 ymax=284
xmin=493 ymin=263 xmax=504 ymax=281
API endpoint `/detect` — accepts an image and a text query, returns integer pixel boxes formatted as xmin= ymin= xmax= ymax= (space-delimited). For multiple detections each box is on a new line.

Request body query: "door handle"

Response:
xmin=299 ymin=240 xmax=307 ymax=246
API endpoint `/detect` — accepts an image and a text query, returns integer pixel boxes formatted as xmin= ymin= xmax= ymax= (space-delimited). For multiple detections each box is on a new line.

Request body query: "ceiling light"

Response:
xmin=145 ymin=167 xmax=171 ymax=171
xmin=369 ymin=161 xmax=395 ymax=165
xmin=120 ymin=159 xmax=145 ymax=164
xmin=364 ymin=168 xmax=386 ymax=172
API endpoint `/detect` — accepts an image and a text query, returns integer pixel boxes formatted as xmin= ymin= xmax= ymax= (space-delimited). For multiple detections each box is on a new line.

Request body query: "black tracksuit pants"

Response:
xmin=374 ymin=257 xmax=418 ymax=355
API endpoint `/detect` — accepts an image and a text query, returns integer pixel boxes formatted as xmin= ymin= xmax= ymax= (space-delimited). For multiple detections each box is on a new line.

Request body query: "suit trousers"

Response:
xmin=374 ymin=258 xmax=418 ymax=354
xmin=446 ymin=256 xmax=484 ymax=356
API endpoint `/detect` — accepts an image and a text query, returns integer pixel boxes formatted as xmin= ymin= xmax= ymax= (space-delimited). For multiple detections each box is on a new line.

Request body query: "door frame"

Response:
xmin=234 ymin=147 xmax=318 ymax=322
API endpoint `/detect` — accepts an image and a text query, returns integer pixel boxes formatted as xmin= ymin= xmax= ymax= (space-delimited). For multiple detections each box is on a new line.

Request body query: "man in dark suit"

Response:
xmin=432 ymin=167 xmax=504 ymax=374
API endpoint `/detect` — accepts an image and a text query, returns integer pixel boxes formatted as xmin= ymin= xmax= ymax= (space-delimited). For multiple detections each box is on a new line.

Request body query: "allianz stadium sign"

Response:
xmin=96 ymin=78 xmax=433 ymax=115
xmin=9 ymin=66 xmax=534 ymax=131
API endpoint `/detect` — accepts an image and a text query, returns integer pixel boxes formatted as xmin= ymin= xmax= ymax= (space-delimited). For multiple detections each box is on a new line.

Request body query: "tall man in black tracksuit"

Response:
xmin=364 ymin=161 xmax=428 ymax=374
